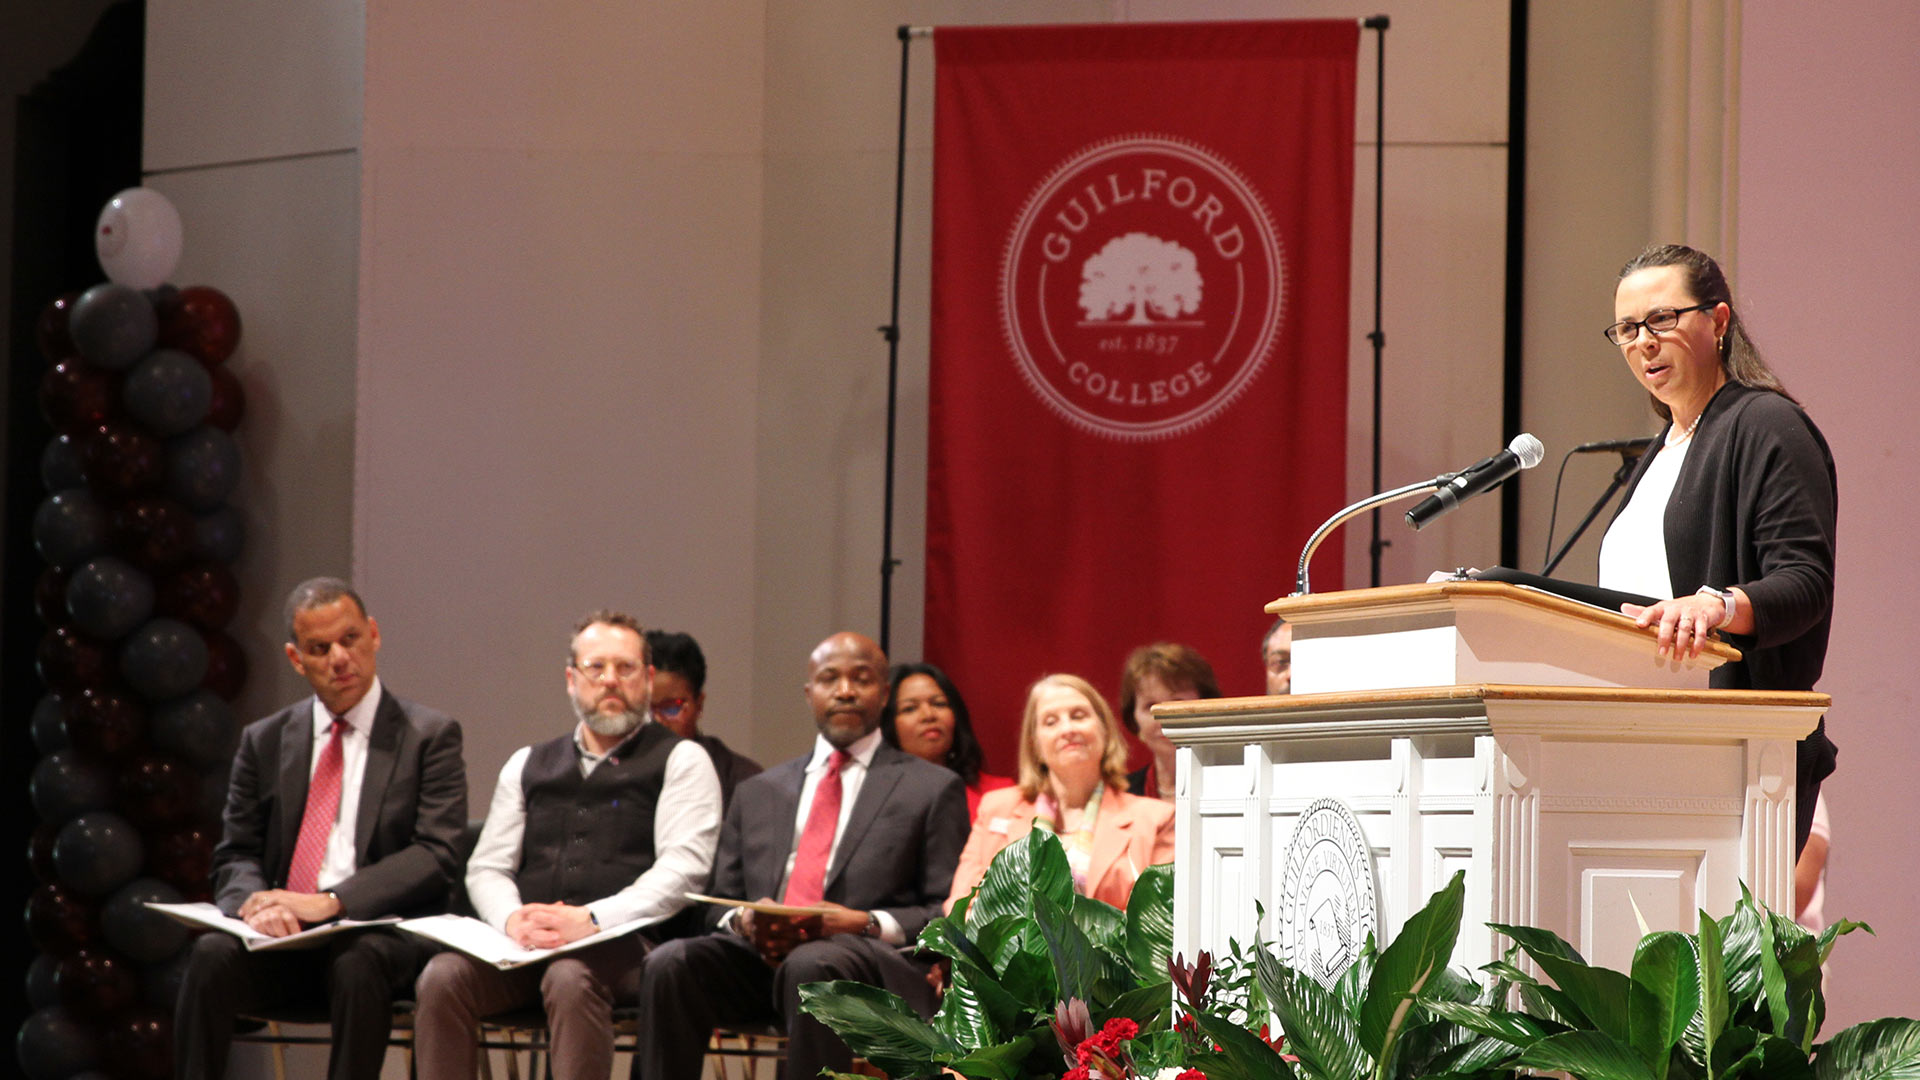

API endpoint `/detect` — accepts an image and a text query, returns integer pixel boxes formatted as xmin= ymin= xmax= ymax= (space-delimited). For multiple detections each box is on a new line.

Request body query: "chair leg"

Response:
xmin=266 ymin=1020 xmax=289 ymax=1080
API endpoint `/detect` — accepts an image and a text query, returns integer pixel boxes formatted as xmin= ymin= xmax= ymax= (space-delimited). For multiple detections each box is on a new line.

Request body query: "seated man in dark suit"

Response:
xmin=643 ymin=629 xmax=762 ymax=807
xmin=176 ymin=577 xmax=467 ymax=1080
xmin=634 ymin=631 xmax=969 ymax=1080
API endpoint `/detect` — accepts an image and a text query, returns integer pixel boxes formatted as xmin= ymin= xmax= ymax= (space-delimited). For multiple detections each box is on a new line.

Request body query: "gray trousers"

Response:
xmin=413 ymin=934 xmax=651 ymax=1080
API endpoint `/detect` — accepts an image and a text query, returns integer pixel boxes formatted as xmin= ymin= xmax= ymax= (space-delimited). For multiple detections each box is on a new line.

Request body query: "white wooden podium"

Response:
xmin=1159 ymin=582 xmax=1826 ymax=975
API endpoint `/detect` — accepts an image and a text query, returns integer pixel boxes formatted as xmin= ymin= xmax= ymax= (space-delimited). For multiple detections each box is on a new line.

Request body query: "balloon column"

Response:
xmin=23 ymin=188 xmax=247 ymax=1080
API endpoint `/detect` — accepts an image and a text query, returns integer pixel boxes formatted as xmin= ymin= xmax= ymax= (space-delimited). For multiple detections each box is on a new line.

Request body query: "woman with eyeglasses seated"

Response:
xmin=1116 ymin=643 xmax=1221 ymax=801
xmin=945 ymin=675 xmax=1175 ymax=913
xmin=879 ymin=663 xmax=1012 ymax=817
xmin=1597 ymin=244 xmax=1837 ymax=854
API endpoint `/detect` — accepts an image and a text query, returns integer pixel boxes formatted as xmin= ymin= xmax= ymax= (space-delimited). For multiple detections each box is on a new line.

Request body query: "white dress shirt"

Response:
xmin=465 ymin=721 xmax=722 ymax=933
xmin=307 ymin=676 xmax=383 ymax=893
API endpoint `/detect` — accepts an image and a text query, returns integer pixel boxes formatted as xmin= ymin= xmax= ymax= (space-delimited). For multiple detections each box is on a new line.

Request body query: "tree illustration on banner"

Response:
xmin=1078 ymin=233 xmax=1203 ymax=325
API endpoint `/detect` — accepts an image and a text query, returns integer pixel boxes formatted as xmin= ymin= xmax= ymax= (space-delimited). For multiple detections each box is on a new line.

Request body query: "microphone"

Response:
xmin=1572 ymin=436 xmax=1658 ymax=455
xmin=1405 ymin=433 xmax=1545 ymax=531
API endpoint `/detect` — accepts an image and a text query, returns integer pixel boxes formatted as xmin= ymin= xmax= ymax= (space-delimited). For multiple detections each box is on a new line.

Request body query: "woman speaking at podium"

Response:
xmin=1595 ymin=244 xmax=1837 ymax=852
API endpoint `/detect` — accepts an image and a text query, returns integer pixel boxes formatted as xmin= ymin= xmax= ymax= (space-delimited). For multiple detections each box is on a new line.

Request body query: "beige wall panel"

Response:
xmin=354 ymin=148 xmax=762 ymax=804
xmin=145 ymin=155 xmax=363 ymax=726
xmin=145 ymin=0 xmax=363 ymax=170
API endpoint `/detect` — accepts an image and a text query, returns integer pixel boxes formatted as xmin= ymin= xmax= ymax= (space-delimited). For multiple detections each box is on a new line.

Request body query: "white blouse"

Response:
xmin=1597 ymin=436 xmax=1693 ymax=600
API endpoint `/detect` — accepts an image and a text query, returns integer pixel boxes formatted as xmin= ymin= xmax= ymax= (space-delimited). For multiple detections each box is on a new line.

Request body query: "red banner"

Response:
xmin=925 ymin=21 xmax=1358 ymax=771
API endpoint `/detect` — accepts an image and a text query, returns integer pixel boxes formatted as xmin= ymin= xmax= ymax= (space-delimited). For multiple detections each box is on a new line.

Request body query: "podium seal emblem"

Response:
xmin=1277 ymin=798 xmax=1378 ymax=989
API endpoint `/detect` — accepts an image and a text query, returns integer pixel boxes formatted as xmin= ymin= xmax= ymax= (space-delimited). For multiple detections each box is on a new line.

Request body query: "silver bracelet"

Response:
xmin=1695 ymin=585 xmax=1736 ymax=629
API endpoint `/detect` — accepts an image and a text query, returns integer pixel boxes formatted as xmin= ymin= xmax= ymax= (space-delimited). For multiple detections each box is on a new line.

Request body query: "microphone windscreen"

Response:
xmin=1508 ymin=433 xmax=1545 ymax=469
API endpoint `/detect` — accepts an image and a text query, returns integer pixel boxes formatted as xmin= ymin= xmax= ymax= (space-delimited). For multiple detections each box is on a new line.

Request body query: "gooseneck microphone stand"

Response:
xmin=1293 ymin=477 xmax=1452 ymax=596
xmin=1540 ymin=450 xmax=1641 ymax=576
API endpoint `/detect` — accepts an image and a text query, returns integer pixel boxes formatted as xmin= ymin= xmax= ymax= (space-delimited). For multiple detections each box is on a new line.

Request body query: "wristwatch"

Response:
xmin=864 ymin=911 xmax=881 ymax=938
xmin=1695 ymin=585 xmax=1736 ymax=629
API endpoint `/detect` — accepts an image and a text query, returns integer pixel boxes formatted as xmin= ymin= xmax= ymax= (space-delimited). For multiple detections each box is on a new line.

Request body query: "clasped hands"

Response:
xmin=239 ymin=889 xmax=344 ymax=938
xmin=505 ymin=902 xmax=600 ymax=950
xmin=734 ymin=900 xmax=870 ymax=965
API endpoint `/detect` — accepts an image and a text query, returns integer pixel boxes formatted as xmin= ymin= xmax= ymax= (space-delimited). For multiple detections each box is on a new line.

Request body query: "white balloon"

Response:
xmin=96 ymin=188 xmax=184 ymax=289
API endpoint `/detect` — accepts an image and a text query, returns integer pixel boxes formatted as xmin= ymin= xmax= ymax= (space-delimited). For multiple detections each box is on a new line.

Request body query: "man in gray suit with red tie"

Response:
xmin=633 ymin=631 xmax=970 ymax=1080
xmin=175 ymin=578 xmax=467 ymax=1080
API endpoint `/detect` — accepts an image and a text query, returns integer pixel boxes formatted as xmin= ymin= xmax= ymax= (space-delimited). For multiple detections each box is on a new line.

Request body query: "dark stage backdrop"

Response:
xmin=925 ymin=20 xmax=1358 ymax=772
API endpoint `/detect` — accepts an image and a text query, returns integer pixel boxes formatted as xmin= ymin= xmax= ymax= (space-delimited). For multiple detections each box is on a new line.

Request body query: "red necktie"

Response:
xmin=286 ymin=719 xmax=347 ymax=894
xmin=782 ymin=750 xmax=847 ymax=906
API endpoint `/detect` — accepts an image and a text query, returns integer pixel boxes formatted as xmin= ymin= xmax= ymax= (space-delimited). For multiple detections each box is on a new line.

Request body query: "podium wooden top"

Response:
xmin=1264 ymin=581 xmax=1741 ymax=665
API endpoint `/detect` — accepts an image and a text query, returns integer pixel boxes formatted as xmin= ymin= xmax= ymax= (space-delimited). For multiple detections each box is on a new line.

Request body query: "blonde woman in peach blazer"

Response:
xmin=945 ymin=674 xmax=1176 ymax=914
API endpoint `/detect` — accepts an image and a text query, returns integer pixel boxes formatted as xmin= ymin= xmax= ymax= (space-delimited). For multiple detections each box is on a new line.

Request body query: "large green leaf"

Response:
xmin=1125 ymin=863 xmax=1176 ymax=984
xmin=1718 ymin=894 xmax=1769 ymax=1007
xmin=1630 ymin=931 xmax=1701 ymax=1080
xmin=1754 ymin=903 xmax=1792 ymax=1038
xmin=1359 ymin=870 xmax=1467 ymax=1067
xmin=919 ymin=910 xmax=994 ymax=974
xmin=1421 ymin=1032 xmax=1529 ymax=1075
xmin=1816 ymin=919 xmax=1872 ymax=968
xmin=1423 ymin=999 xmax=1554 ymax=1047
xmin=798 ymin=980 xmax=959 ymax=1079
xmin=1494 ymin=923 xmax=1633 ymax=1041
xmin=1195 ymin=1012 xmax=1300 ymax=1080
xmin=972 ymin=829 xmax=1074 ymax=925
xmin=1335 ymin=935 xmax=1378 ymax=1020
xmin=1695 ymin=909 xmax=1730 ymax=1071
xmin=995 ymin=947 xmax=1059 ymax=1012
xmin=1264 ymin=959 xmax=1365 ymax=1080
xmin=1034 ymin=893 xmax=1109 ymax=1006
xmin=946 ymin=1034 xmax=1039 ymax=1080
xmin=1072 ymin=892 xmax=1127 ymax=954
xmin=1517 ymin=1030 xmax=1660 ymax=1080
xmin=1710 ymin=1028 xmax=1814 ymax=1080
xmin=1814 ymin=1017 xmax=1920 ymax=1080
xmin=1104 ymin=980 xmax=1174 ymax=1032
xmin=931 ymin=959 xmax=1031 ymax=1048
xmin=1776 ymin=936 xmax=1825 ymax=1053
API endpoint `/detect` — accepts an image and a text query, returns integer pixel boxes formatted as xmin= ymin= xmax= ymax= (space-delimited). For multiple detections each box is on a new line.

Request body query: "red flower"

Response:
xmin=1176 ymin=1070 xmax=1207 ymax=1080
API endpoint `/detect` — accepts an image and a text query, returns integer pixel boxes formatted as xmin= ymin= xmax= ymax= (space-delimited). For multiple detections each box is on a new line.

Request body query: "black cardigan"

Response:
xmin=1611 ymin=381 xmax=1838 ymax=773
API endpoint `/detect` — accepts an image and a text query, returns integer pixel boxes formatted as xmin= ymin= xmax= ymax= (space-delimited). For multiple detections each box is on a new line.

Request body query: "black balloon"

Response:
xmin=66 ymin=556 xmax=156 ymax=640
xmin=104 ymin=1006 xmax=174 ymax=1080
xmin=37 ymin=291 xmax=82 ymax=361
xmin=30 ymin=750 xmax=116 ymax=823
xmin=41 ymin=433 xmax=88 ymax=490
xmin=36 ymin=625 xmax=111 ymax=695
xmin=101 ymin=877 xmax=189 ymax=964
xmin=39 ymin=358 xmax=120 ymax=434
xmin=26 ymin=883 xmax=99 ymax=954
xmin=26 ymin=952 xmax=61 ymax=1010
xmin=32 ymin=693 xmax=70 ymax=754
xmin=16 ymin=1006 xmax=104 ymax=1080
xmin=82 ymin=421 xmax=166 ymax=497
xmin=33 ymin=487 xmax=112 ymax=569
xmin=61 ymin=686 xmax=148 ymax=759
xmin=200 ymin=627 xmax=249 ymax=701
xmin=123 ymin=348 xmax=212 ymax=436
xmin=164 ymin=426 xmax=242 ymax=511
xmin=111 ymin=495 xmax=197 ymax=570
xmin=118 ymin=617 xmax=210 ymax=701
xmin=156 ymin=562 xmax=239 ymax=630
xmin=149 ymin=690 xmax=237 ymax=768
xmin=116 ymin=753 xmax=200 ymax=826
xmin=53 ymin=812 xmax=146 ymax=896
xmin=69 ymin=282 xmax=159 ymax=370
xmin=191 ymin=505 xmax=245 ymax=563
xmin=56 ymin=949 xmax=139 ymax=1018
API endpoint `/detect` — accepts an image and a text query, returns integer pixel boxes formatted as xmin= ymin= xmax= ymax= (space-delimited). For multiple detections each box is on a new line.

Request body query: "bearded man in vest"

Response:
xmin=414 ymin=610 xmax=722 ymax=1080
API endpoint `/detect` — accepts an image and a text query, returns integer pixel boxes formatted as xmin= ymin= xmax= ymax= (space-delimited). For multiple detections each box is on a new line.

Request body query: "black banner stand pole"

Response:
xmin=877 ymin=25 xmax=923 ymax=654
xmin=1363 ymin=15 xmax=1390 ymax=587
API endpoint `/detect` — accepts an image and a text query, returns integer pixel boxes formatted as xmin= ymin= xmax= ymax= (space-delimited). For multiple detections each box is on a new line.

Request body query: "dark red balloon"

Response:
xmin=40 ymin=359 xmax=121 ymax=434
xmin=36 ymin=566 xmax=73 ymax=626
xmin=157 ymin=286 xmax=241 ymax=364
xmin=26 ymin=883 xmax=99 ymax=954
xmin=56 ymin=949 xmax=139 ymax=1019
xmin=111 ymin=496 xmax=197 ymax=570
xmin=147 ymin=825 xmax=216 ymax=898
xmin=30 ymin=823 xmax=61 ymax=883
xmin=105 ymin=1006 xmax=174 ymax=1080
xmin=82 ymin=422 xmax=166 ymax=498
xmin=37 ymin=291 xmax=82 ymax=362
xmin=117 ymin=754 xmax=200 ymax=826
xmin=37 ymin=625 xmax=112 ymax=694
xmin=203 ymin=365 xmax=245 ymax=431
xmin=156 ymin=563 xmax=240 ymax=631
xmin=63 ymin=687 xmax=148 ymax=759
xmin=200 ymin=628 xmax=248 ymax=701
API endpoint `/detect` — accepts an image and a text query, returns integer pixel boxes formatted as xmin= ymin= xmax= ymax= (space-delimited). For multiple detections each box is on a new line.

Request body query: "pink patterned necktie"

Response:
xmin=286 ymin=719 xmax=347 ymax=894
xmin=782 ymin=750 xmax=848 ymax=906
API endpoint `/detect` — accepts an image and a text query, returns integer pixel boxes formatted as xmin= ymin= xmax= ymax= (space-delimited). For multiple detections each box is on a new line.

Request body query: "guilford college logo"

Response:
xmin=1277 ymin=798 xmax=1380 ymax=990
xmin=1001 ymin=135 xmax=1286 ymax=440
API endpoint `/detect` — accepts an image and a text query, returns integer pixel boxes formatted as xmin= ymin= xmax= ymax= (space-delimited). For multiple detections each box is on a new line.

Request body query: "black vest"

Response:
xmin=516 ymin=722 xmax=679 ymax=906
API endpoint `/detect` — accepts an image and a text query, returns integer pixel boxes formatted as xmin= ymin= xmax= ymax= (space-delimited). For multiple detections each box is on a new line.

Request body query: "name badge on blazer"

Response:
xmin=989 ymin=817 xmax=1012 ymax=835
